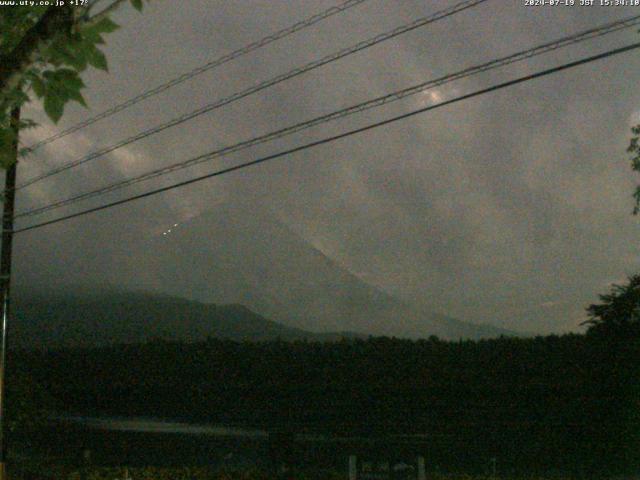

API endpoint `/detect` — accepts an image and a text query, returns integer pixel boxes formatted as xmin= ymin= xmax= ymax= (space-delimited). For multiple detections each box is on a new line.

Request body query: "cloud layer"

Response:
xmin=10 ymin=0 xmax=640 ymax=333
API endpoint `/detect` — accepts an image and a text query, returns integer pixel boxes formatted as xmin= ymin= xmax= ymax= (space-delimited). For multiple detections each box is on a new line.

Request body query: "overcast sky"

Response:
xmin=10 ymin=0 xmax=640 ymax=334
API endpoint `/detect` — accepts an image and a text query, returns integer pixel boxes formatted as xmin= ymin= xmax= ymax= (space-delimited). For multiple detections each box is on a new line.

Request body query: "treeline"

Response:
xmin=10 ymin=332 xmax=640 ymax=476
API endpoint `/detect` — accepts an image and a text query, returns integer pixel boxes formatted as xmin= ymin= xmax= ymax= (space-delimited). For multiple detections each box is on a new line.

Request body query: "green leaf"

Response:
xmin=47 ymin=37 xmax=90 ymax=71
xmin=91 ymin=17 xmax=120 ymax=34
xmin=79 ymin=28 xmax=105 ymax=45
xmin=43 ymin=94 xmax=65 ymax=123
xmin=3 ymin=87 xmax=29 ymax=109
xmin=68 ymin=89 xmax=87 ymax=108
xmin=39 ymin=69 xmax=85 ymax=110
xmin=51 ymin=68 xmax=84 ymax=88
xmin=31 ymin=76 xmax=46 ymax=98
xmin=86 ymin=46 xmax=108 ymax=71
xmin=130 ymin=0 xmax=143 ymax=11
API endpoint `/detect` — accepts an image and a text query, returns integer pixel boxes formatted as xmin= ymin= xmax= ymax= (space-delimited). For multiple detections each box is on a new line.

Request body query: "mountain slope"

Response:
xmin=122 ymin=203 xmax=516 ymax=339
xmin=10 ymin=289 xmax=358 ymax=349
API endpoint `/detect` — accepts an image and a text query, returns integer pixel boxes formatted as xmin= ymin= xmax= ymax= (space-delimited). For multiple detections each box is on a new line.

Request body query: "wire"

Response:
xmin=22 ymin=0 xmax=371 ymax=153
xmin=14 ymin=41 xmax=640 ymax=235
xmin=15 ymin=13 xmax=640 ymax=220
xmin=13 ymin=0 xmax=488 ymax=191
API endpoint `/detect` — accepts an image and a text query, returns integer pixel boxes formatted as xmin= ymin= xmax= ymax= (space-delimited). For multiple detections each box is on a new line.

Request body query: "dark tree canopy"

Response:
xmin=16 ymin=332 xmax=640 ymax=476
xmin=628 ymin=124 xmax=640 ymax=214
xmin=583 ymin=274 xmax=640 ymax=337
xmin=0 ymin=0 xmax=148 ymax=168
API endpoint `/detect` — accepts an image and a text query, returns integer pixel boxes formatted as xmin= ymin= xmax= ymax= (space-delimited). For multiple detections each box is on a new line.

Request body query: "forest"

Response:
xmin=7 ymin=332 xmax=637 ymax=476
xmin=6 ymin=277 xmax=640 ymax=477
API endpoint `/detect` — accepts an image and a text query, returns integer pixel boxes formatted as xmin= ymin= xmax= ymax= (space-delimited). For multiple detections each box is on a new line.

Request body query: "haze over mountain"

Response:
xmin=116 ymin=202 xmax=516 ymax=339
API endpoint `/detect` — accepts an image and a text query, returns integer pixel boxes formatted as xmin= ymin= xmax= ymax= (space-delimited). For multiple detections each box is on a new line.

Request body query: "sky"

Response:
xmin=9 ymin=0 xmax=640 ymax=334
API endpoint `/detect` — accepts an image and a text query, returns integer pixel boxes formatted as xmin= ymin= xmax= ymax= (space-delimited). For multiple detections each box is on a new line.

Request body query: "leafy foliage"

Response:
xmin=583 ymin=274 xmax=640 ymax=337
xmin=0 ymin=6 xmax=49 ymax=54
xmin=0 ymin=1 xmax=149 ymax=168
xmin=627 ymin=124 xmax=640 ymax=213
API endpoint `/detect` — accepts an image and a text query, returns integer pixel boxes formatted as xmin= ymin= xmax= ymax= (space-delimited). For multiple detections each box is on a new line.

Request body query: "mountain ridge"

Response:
xmin=118 ymin=202 xmax=518 ymax=339
xmin=10 ymin=288 xmax=365 ymax=349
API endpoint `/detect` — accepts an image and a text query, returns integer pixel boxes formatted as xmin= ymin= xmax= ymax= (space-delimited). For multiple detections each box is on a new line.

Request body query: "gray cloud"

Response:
xmin=9 ymin=0 xmax=640 ymax=334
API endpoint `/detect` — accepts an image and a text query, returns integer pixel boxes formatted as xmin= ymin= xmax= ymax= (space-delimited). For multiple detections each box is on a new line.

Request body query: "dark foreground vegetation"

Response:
xmin=6 ymin=277 xmax=640 ymax=478
xmin=6 ymin=465 xmax=610 ymax=480
xmin=8 ymin=332 xmax=638 ymax=477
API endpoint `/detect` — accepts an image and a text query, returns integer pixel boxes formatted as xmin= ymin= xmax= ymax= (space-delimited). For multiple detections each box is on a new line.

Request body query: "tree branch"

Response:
xmin=0 ymin=6 xmax=74 ymax=100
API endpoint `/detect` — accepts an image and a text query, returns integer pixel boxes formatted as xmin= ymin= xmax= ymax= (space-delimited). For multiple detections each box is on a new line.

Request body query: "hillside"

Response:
xmin=10 ymin=289 xmax=359 ymax=349
xmin=121 ymin=203 xmax=516 ymax=339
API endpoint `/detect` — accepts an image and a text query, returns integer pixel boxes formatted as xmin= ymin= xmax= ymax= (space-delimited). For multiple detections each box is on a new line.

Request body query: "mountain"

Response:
xmin=119 ymin=202 xmax=516 ymax=340
xmin=10 ymin=288 xmax=361 ymax=349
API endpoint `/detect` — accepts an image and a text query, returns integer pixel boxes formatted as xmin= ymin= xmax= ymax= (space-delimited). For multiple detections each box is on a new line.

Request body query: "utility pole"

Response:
xmin=0 ymin=106 xmax=20 ymax=480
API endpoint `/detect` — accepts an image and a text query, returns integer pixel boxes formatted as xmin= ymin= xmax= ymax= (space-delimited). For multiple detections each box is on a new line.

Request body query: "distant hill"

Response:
xmin=10 ymin=289 xmax=362 ymax=349
xmin=120 ymin=203 xmax=517 ymax=340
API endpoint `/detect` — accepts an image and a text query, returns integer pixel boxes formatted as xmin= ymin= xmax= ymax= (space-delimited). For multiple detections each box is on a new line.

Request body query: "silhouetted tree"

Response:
xmin=627 ymin=124 xmax=640 ymax=214
xmin=583 ymin=275 xmax=640 ymax=338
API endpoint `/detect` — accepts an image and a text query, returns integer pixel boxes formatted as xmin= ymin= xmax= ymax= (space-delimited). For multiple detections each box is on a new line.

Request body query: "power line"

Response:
xmin=22 ymin=0 xmax=371 ymax=153
xmin=14 ymin=41 xmax=640 ymax=235
xmin=13 ymin=0 xmax=488 ymax=192
xmin=15 ymin=13 xmax=640 ymax=220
